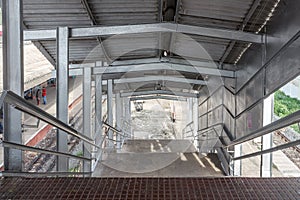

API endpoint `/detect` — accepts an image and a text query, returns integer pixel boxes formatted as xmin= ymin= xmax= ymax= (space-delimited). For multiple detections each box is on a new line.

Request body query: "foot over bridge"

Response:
xmin=1 ymin=0 xmax=300 ymax=199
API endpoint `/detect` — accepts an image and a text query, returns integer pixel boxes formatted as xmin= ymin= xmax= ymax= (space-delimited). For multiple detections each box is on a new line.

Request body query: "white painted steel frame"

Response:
xmin=2 ymin=0 xmax=24 ymax=172
xmin=24 ymin=23 xmax=263 ymax=44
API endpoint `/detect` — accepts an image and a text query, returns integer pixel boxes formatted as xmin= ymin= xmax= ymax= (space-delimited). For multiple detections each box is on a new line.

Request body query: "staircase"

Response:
xmin=93 ymin=139 xmax=224 ymax=177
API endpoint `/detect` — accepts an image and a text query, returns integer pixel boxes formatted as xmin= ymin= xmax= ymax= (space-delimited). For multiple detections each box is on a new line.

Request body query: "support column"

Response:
xmin=115 ymin=93 xmax=122 ymax=148
xmin=83 ymin=67 xmax=92 ymax=172
xmin=193 ymin=98 xmax=199 ymax=147
xmin=3 ymin=0 xmax=24 ymax=171
xmin=124 ymin=97 xmax=131 ymax=137
xmin=95 ymin=74 xmax=103 ymax=146
xmin=234 ymin=144 xmax=242 ymax=176
xmin=261 ymin=94 xmax=273 ymax=177
xmin=107 ymin=79 xmax=113 ymax=146
xmin=56 ymin=27 xmax=69 ymax=172
xmin=187 ymin=98 xmax=193 ymax=123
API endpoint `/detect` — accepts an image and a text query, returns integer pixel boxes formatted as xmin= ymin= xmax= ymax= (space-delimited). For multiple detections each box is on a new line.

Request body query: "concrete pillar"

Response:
xmin=261 ymin=94 xmax=274 ymax=177
xmin=56 ymin=27 xmax=69 ymax=172
xmin=107 ymin=79 xmax=114 ymax=146
xmin=83 ymin=67 xmax=92 ymax=172
xmin=2 ymin=0 xmax=24 ymax=171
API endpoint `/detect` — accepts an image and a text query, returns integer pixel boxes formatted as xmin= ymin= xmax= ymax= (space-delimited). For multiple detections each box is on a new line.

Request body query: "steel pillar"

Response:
xmin=124 ymin=97 xmax=131 ymax=137
xmin=187 ymin=98 xmax=193 ymax=123
xmin=95 ymin=74 xmax=103 ymax=146
xmin=56 ymin=27 xmax=69 ymax=171
xmin=115 ymin=93 xmax=122 ymax=148
xmin=2 ymin=0 xmax=24 ymax=172
xmin=107 ymin=79 xmax=114 ymax=146
xmin=83 ymin=67 xmax=92 ymax=172
xmin=261 ymin=94 xmax=273 ymax=177
xmin=234 ymin=144 xmax=242 ymax=176
xmin=193 ymin=98 xmax=199 ymax=147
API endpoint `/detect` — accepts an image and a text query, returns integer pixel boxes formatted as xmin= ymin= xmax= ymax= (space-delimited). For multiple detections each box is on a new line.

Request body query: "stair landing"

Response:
xmin=93 ymin=139 xmax=224 ymax=177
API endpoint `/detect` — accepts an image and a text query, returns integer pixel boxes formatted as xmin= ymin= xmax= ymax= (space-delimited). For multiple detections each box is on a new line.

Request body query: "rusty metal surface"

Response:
xmin=1 ymin=177 xmax=300 ymax=199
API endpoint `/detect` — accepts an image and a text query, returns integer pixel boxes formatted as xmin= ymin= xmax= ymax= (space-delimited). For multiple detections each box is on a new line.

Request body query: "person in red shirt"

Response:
xmin=42 ymin=87 xmax=47 ymax=105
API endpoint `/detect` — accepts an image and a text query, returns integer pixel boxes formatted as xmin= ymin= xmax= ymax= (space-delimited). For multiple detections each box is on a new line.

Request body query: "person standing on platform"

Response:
xmin=42 ymin=87 xmax=47 ymax=105
xmin=36 ymin=88 xmax=41 ymax=105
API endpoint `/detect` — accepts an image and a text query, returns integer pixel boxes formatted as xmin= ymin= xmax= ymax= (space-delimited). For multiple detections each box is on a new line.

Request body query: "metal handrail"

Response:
xmin=1 ymin=140 xmax=90 ymax=161
xmin=227 ymin=108 xmax=300 ymax=147
xmin=0 ymin=90 xmax=100 ymax=149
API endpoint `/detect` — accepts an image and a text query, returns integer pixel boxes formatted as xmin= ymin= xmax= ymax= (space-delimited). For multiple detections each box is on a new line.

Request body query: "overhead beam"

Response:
xmin=24 ymin=23 xmax=263 ymax=44
xmin=120 ymin=90 xmax=198 ymax=98
xmin=113 ymin=75 xmax=206 ymax=85
xmin=130 ymin=95 xmax=187 ymax=101
xmin=93 ymin=63 xmax=235 ymax=78
xmin=22 ymin=22 xmax=56 ymax=67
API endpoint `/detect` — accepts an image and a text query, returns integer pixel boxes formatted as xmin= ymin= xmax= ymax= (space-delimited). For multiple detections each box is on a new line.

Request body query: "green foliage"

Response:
xmin=274 ymin=90 xmax=300 ymax=133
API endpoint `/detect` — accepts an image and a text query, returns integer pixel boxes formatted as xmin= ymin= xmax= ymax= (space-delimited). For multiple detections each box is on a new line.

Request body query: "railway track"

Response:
xmin=23 ymin=94 xmax=106 ymax=173
xmin=273 ymin=130 xmax=300 ymax=169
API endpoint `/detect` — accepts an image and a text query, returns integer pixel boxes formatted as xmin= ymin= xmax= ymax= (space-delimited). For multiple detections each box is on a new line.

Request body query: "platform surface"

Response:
xmin=1 ymin=177 xmax=300 ymax=199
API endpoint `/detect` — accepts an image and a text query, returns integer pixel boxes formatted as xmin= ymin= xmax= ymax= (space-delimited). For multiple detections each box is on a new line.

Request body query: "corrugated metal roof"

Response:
xmin=0 ymin=42 xmax=54 ymax=91
xmin=22 ymin=0 xmax=281 ymax=68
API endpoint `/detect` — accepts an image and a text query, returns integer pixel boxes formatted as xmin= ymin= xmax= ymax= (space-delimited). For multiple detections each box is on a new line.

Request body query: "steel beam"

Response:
xmin=93 ymin=63 xmax=235 ymax=78
xmin=107 ymin=79 xmax=114 ymax=146
xmin=2 ymin=0 xmax=24 ymax=172
xmin=121 ymin=90 xmax=198 ymax=98
xmin=56 ymin=27 xmax=69 ymax=172
xmin=114 ymin=76 xmax=206 ymax=85
xmin=110 ymin=57 xmax=233 ymax=69
xmin=24 ymin=29 xmax=56 ymax=41
xmin=83 ymin=66 xmax=92 ymax=172
xmin=130 ymin=95 xmax=187 ymax=101
xmin=24 ymin=23 xmax=263 ymax=44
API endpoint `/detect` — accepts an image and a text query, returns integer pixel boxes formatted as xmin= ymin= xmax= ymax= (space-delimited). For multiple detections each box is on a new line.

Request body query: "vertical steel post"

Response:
xmin=2 ymin=0 xmax=24 ymax=171
xmin=95 ymin=73 xmax=103 ymax=146
xmin=234 ymin=144 xmax=242 ymax=176
xmin=56 ymin=27 xmax=69 ymax=171
xmin=107 ymin=79 xmax=113 ymax=146
xmin=261 ymin=95 xmax=273 ymax=177
xmin=187 ymin=98 xmax=193 ymax=123
xmin=261 ymin=29 xmax=272 ymax=177
xmin=193 ymin=98 xmax=199 ymax=147
xmin=115 ymin=93 xmax=122 ymax=148
xmin=83 ymin=66 xmax=92 ymax=172
xmin=124 ymin=97 xmax=131 ymax=137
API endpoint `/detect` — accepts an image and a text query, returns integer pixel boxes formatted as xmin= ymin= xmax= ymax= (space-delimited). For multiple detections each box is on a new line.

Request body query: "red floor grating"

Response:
xmin=0 ymin=177 xmax=300 ymax=199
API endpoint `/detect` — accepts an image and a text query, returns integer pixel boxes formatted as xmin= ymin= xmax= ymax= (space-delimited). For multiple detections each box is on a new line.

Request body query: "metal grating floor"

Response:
xmin=0 ymin=177 xmax=300 ymax=199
